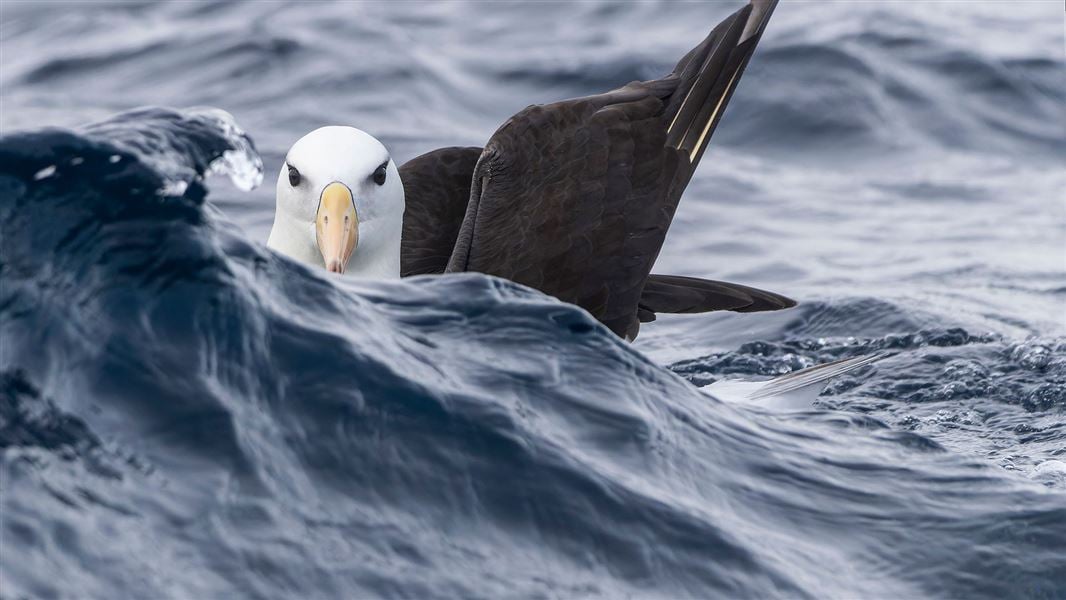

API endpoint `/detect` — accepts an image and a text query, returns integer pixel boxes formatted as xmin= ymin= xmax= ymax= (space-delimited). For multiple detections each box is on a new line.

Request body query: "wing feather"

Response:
xmin=415 ymin=2 xmax=784 ymax=339
xmin=399 ymin=147 xmax=482 ymax=277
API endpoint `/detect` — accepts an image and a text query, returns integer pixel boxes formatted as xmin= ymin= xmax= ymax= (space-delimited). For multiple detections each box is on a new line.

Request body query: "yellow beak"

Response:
xmin=315 ymin=182 xmax=359 ymax=274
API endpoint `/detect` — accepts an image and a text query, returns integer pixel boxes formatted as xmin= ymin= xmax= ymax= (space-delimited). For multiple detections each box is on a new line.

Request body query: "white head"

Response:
xmin=267 ymin=126 xmax=404 ymax=278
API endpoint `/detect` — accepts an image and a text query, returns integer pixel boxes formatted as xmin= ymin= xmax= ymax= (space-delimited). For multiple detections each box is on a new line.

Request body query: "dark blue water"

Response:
xmin=2 ymin=2 xmax=1064 ymax=598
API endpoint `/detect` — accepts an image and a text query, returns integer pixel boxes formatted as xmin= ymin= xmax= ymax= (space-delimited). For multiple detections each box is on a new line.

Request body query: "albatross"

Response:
xmin=268 ymin=0 xmax=792 ymax=340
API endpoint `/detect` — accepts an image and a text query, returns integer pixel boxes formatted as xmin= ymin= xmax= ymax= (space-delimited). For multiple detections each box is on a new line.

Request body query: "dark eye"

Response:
xmin=372 ymin=163 xmax=387 ymax=186
xmin=287 ymin=164 xmax=301 ymax=187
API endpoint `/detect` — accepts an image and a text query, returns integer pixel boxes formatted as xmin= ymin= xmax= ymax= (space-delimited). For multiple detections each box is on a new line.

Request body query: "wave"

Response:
xmin=1 ymin=107 xmax=1064 ymax=599
xmin=7 ymin=1 xmax=1063 ymax=163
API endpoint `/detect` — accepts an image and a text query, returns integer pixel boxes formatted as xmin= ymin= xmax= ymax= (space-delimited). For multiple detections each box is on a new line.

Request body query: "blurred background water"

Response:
xmin=1 ymin=1 xmax=1064 ymax=598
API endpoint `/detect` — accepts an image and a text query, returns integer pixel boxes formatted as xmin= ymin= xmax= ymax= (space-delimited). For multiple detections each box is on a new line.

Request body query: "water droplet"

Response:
xmin=33 ymin=165 xmax=57 ymax=180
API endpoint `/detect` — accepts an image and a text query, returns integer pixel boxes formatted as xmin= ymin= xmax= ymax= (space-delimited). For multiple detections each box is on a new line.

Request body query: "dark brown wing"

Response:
xmin=400 ymin=150 xmax=795 ymax=326
xmin=445 ymin=1 xmax=780 ymax=339
xmin=399 ymin=146 xmax=482 ymax=277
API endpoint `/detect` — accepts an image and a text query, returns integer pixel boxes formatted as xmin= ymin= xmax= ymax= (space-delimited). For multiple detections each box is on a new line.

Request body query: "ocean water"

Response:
xmin=2 ymin=1 xmax=1065 ymax=598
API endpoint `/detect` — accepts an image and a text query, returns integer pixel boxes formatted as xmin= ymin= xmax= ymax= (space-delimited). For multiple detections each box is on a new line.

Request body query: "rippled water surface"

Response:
xmin=2 ymin=1 xmax=1064 ymax=598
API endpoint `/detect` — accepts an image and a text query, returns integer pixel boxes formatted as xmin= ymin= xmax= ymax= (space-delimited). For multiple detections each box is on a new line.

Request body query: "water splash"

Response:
xmin=190 ymin=107 xmax=264 ymax=192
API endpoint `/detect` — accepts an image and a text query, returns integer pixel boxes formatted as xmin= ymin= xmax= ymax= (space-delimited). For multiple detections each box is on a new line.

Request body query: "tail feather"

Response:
xmin=704 ymin=352 xmax=889 ymax=410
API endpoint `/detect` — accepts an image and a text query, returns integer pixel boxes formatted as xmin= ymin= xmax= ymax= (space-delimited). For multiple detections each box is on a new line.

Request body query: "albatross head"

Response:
xmin=267 ymin=126 xmax=404 ymax=277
